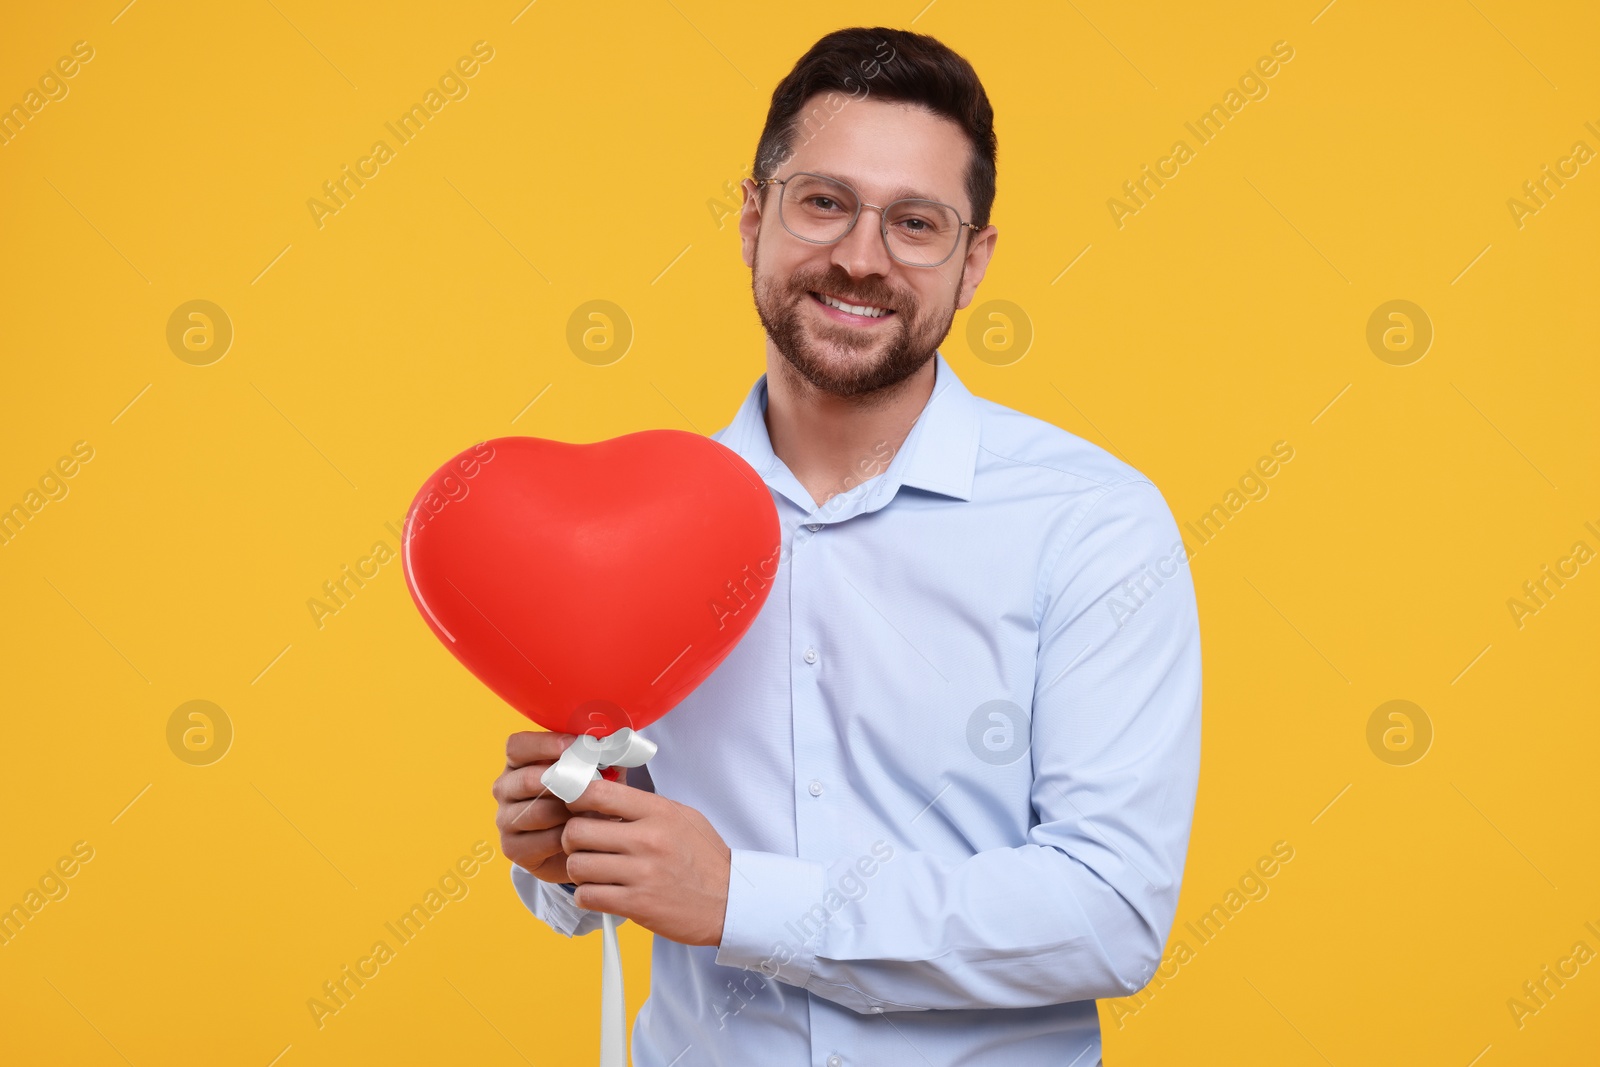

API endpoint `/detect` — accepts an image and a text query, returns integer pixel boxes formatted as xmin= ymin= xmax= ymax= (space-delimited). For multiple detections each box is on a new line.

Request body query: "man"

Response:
xmin=491 ymin=26 xmax=1201 ymax=1066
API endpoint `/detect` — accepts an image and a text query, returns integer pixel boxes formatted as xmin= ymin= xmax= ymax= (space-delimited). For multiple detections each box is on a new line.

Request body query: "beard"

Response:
xmin=751 ymin=234 xmax=960 ymax=402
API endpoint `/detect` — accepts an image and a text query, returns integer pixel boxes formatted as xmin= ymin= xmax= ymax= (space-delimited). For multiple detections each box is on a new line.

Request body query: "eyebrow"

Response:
xmin=812 ymin=170 xmax=950 ymax=205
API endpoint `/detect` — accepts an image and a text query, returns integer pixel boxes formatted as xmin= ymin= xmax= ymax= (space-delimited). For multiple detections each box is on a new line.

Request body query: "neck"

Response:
xmin=762 ymin=344 xmax=936 ymax=510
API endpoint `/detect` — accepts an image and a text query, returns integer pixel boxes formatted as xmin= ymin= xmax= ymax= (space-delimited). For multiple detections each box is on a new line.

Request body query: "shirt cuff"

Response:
xmin=713 ymin=848 xmax=829 ymax=987
xmin=509 ymin=861 xmax=601 ymax=938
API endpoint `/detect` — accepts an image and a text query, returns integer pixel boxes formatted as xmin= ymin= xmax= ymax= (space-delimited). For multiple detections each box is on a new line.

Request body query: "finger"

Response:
xmin=504 ymin=826 xmax=566 ymax=871
xmin=505 ymin=731 xmax=577 ymax=770
xmin=496 ymin=795 xmax=569 ymax=833
xmin=564 ymin=777 xmax=657 ymax=821
xmin=565 ymin=850 xmax=632 ymax=887
xmin=493 ymin=763 xmax=565 ymax=804
xmin=570 ymin=882 xmax=628 ymax=916
xmin=531 ymin=852 xmax=572 ymax=883
xmin=570 ymin=808 xmax=625 ymax=823
xmin=560 ymin=811 xmax=634 ymax=856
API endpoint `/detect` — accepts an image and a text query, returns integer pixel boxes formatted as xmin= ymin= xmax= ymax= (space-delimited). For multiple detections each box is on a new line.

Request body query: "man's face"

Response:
xmin=739 ymin=95 xmax=998 ymax=400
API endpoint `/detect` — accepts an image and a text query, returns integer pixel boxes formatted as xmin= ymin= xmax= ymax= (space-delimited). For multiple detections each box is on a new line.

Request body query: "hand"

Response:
xmin=493 ymin=731 xmax=629 ymax=884
xmin=562 ymin=777 xmax=732 ymax=947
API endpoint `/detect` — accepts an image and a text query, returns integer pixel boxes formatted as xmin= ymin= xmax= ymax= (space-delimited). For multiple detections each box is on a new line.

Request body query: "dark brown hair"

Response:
xmin=752 ymin=27 xmax=997 ymax=231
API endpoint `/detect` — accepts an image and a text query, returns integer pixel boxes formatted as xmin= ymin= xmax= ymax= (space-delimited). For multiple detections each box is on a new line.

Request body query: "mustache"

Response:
xmin=794 ymin=278 xmax=906 ymax=312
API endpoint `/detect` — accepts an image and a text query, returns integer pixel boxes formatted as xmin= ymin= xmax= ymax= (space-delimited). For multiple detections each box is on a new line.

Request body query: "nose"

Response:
xmin=829 ymin=205 xmax=894 ymax=281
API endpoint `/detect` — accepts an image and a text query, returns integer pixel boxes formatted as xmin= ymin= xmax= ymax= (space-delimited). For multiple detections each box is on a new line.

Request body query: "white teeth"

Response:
xmin=817 ymin=292 xmax=890 ymax=318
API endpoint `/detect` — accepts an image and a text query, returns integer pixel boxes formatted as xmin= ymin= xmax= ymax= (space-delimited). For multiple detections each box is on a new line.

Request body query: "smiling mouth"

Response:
xmin=809 ymin=291 xmax=897 ymax=321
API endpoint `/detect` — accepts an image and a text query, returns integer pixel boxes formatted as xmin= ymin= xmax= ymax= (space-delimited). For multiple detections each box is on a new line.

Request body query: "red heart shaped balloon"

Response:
xmin=401 ymin=431 xmax=779 ymax=737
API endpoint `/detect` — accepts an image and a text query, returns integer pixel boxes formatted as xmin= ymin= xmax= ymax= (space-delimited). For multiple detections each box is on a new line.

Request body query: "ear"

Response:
xmin=954 ymin=224 xmax=998 ymax=311
xmin=739 ymin=179 xmax=765 ymax=269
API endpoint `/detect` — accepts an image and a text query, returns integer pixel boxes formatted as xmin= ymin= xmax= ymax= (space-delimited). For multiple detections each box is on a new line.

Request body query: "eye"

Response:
xmin=892 ymin=214 xmax=937 ymax=234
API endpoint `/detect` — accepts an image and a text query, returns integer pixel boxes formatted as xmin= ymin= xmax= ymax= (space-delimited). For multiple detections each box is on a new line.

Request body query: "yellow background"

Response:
xmin=2 ymin=1 xmax=1596 ymax=1063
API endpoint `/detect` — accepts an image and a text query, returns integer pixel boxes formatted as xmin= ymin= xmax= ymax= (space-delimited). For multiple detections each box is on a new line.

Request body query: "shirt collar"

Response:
xmin=713 ymin=349 xmax=981 ymax=519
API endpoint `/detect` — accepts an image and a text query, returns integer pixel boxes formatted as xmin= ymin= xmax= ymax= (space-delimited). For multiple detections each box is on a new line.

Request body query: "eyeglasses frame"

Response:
xmin=753 ymin=171 xmax=981 ymax=269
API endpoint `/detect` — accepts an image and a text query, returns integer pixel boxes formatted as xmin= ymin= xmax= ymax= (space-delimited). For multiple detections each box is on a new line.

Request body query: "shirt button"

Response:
xmin=803 ymin=648 xmax=818 ymax=664
xmin=808 ymin=523 xmax=823 ymax=532
xmin=809 ymin=780 xmax=824 ymax=796
xmin=827 ymin=1056 xmax=842 ymax=1067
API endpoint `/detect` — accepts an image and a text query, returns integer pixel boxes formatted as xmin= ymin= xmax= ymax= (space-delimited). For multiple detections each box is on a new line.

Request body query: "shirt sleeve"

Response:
xmin=509 ymin=862 xmax=625 ymax=938
xmin=507 ymin=762 xmax=658 ymax=937
xmin=713 ymin=479 xmax=1202 ymax=1013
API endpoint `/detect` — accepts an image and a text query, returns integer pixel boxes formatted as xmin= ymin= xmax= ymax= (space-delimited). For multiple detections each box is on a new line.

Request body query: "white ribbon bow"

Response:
xmin=540 ymin=727 xmax=658 ymax=1067
xmin=540 ymin=727 xmax=657 ymax=803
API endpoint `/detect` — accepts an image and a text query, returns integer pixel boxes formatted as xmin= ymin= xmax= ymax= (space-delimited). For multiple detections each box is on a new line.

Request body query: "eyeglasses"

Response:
xmin=754 ymin=172 xmax=979 ymax=268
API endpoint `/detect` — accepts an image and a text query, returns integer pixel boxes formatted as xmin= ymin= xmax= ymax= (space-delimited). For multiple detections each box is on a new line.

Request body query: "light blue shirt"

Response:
xmin=512 ymin=350 xmax=1202 ymax=1066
